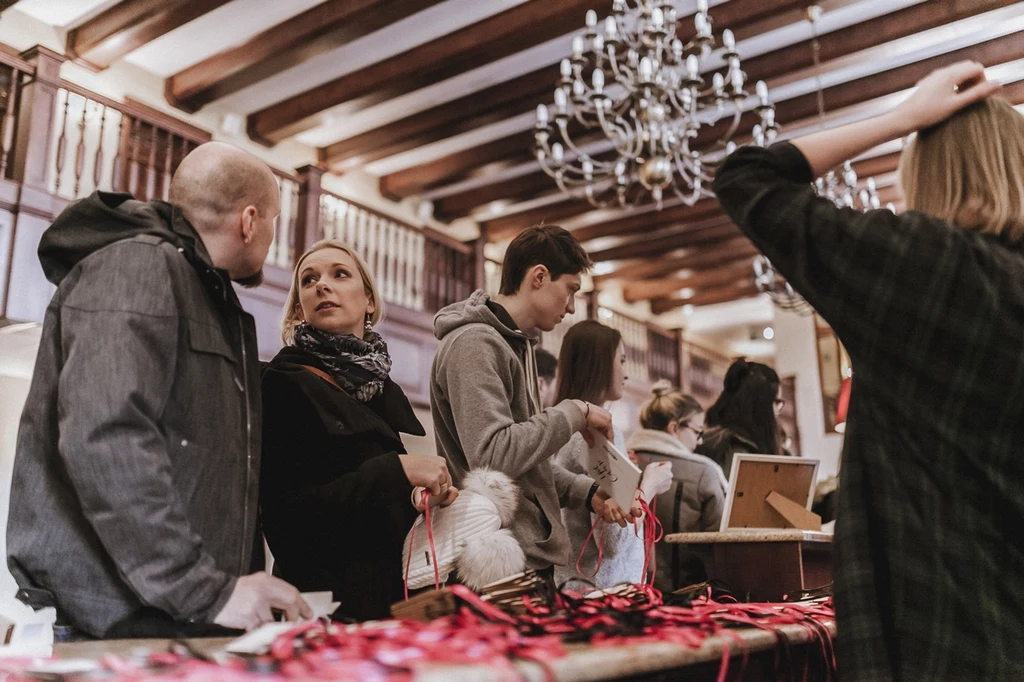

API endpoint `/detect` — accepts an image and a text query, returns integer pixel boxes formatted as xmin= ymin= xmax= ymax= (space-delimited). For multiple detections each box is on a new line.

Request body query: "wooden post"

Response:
xmin=472 ymin=235 xmax=485 ymax=293
xmin=11 ymin=46 xmax=67 ymax=217
xmin=586 ymin=291 xmax=598 ymax=320
xmin=293 ymin=164 xmax=325 ymax=257
xmin=678 ymin=330 xmax=691 ymax=394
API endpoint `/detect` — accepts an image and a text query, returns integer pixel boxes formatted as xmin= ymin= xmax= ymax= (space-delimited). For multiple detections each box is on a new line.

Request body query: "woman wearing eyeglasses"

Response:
xmin=698 ymin=359 xmax=788 ymax=477
xmin=626 ymin=381 xmax=726 ymax=593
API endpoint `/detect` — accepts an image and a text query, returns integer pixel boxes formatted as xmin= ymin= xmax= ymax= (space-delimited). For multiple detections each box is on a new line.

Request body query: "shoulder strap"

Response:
xmin=302 ymin=365 xmax=350 ymax=396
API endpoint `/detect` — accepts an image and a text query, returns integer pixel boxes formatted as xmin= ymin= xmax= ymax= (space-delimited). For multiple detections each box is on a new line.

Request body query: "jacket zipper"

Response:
xmin=238 ymin=317 xmax=252 ymax=575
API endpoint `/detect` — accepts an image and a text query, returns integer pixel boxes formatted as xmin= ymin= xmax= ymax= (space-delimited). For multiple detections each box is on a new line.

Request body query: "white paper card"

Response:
xmin=584 ymin=431 xmax=642 ymax=510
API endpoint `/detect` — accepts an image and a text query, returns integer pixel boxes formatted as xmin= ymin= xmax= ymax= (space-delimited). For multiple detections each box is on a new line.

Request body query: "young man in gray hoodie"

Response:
xmin=431 ymin=225 xmax=635 ymax=577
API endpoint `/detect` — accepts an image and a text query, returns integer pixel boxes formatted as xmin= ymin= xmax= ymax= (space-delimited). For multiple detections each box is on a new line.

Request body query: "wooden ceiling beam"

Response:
xmin=738 ymin=0 xmax=1018 ymax=88
xmin=594 ymin=237 xmax=758 ymax=285
xmin=433 ymin=171 xmax=557 ymax=221
xmin=323 ymin=65 xmax=559 ymax=173
xmin=66 ymin=0 xmax=234 ymax=71
xmin=651 ymin=280 xmax=762 ymax=313
xmin=379 ymin=131 xmax=528 ymax=200
xmin=166 ymin=0 xmax=446 ymax=112
xmin=571 ymin=198 xmax=723 ymax=244
xmin=623 ymin=257 xmax=758 ymax=303
xmin=383 ymin=0 xmax=1019 ymax=218
xmin=588 ymin=220 xmax=741 ymax=262
xmin=325 ymin=0 xmax=805 ymax=174
xmin=247 ymin=0 xmax=602 ymax=145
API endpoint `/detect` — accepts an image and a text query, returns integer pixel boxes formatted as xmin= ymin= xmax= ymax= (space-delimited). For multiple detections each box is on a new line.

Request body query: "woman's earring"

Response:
xmin=364 ymin=313 xmax=373 ymax=332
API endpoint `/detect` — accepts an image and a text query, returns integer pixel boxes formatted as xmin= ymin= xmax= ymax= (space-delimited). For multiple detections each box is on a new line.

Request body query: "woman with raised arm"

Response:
xmin=713 ymin=62 xmax=1022 ymax=680
xmin=260 ymin=239 xmax=456 ymax=622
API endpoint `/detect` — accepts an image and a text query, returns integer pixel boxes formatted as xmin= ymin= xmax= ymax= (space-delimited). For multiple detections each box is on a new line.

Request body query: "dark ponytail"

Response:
xmin=706 ymin=358 xmax=782 ymax=455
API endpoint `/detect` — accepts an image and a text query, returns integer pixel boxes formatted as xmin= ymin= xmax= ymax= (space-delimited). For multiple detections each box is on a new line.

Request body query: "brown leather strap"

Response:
xmin=302 ymin=365 xmax=349 ymax=396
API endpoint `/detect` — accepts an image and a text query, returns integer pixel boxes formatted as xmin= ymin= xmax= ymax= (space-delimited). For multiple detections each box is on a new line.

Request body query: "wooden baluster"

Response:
xmin=162 ymin=132 xmax=174 ymax=201
xmin=423 ymin=240 xmax=436 ymax=312
xmin=53 ymin=90 xmax=71 ymax=195
xmin=110 ymin=112 xmax=126 ymax=192
xmin=92 ymin=104 xmax=107 ymax=192
xmin=145 ymin=125 xmax=158 ymax=201
xmin=72 ymin=99 xmax=89 ymax=198
xmin=287 ymin=176 xmax=299 ymax=264
xmin=128 ymin=118 xmax=142 ymax=196
xmin=0 ymin=67 xmax=23 ymax=178
xmin=415 ymin=233 xmax=426 ymax=311
xmin=380 ymin=221 xmax=393 ymax=305
xmin=396 ymin=227 xmax=409 ymax=308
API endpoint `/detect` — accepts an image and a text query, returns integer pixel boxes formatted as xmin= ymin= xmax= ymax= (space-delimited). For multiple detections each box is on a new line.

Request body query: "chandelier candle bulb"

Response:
xmin=586 ymin=9 xmax=597 ymax=29
xmin=686 ymin=55 xmax=699 ymax=80
xmin=695 ymin=13 xmax=708 ymax=37
xmin=560 ymin=59 xmax=572 ymax=80
xmin=723 ymin=29 xmax=736 ymax=51
xmin=639 ymin=56 xmax=654 ymax=82
xmin=552 ymin=143 xmax=564 ymax=163
xmin=756 ymin=80 xmax=769 ymax=105
xmin=583 ymin=159 xmax=594 ymax=179
xmin=605 ymin=16 xmax=617 ymax=39
xmin=593 ymin=34 xmax=605 ymax=53
xmin=554 ymin=88 xmax=567 ymax=112
xmin=651 ymin=7 xmax=664 ymax=28
xmin=572 ymin=36 xmax=585 ymax=59
xmin=573 ymin=79 xmax=585 ymax=98
xmin=592 ymin=69 xmax=605 ymax=93
xmin=713 ymin=72 xmax=724 ymax=93
xmin=536 ymin=105 xmax=548 ymax=126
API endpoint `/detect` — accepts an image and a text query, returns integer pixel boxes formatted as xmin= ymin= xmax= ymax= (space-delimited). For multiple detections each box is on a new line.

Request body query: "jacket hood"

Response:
xmin=433 ymin=289 xmax=528 ymax=342
xmin=626 ymin=429 xmax=692 ymax=459
xmin=38 ymin=191 xmax=209 ymax=285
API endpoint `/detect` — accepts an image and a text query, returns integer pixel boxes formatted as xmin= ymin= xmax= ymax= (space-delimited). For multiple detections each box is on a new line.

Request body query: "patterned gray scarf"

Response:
xmin=293 ymin=322 xmax=392 ymax=402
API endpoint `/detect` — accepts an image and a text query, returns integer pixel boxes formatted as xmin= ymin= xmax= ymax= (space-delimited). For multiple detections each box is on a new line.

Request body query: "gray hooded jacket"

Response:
xmin=430 ymin=290 xmax=592 ymax=570
xmin=7 ymin=192 xmax=261 ymax=636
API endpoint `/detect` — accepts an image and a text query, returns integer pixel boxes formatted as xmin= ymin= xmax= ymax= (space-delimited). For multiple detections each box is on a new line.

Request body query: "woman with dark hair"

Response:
xmin=552 ymin=321 xmax=670 ymax=589
xmin=627 ymin=381 xmax=726 ymax=592
xmin=699 ymin=359 xmax=785 ymax=476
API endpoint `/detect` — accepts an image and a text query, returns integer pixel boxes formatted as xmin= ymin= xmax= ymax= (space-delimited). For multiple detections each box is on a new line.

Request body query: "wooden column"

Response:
xmin=293 ymin=164 xmax=325 ymax=257
xmin=678 ymin=331 xmax=691 ymax=394
xmin=472 ymin=235 xmax=485 ymax=292
xmin=11 ymin=46 xmax=67 ymax=217
xmin=586 ymin=291 xmax=598 ymax=320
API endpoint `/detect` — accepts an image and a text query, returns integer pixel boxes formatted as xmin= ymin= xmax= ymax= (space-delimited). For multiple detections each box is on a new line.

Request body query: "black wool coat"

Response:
xmin=260 ymin=346 xmax=425 ymax=621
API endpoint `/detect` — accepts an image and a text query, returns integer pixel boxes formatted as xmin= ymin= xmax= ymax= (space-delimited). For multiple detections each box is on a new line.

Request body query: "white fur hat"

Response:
xmin=402 ymin=469 xmax=525 ymax=591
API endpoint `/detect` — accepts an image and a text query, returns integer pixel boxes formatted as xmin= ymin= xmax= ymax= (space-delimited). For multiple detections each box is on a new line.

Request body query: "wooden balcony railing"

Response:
xmin=267 ymin=168 xmax=299 ymax=270
xmin=0 ymin=52 xmax=34 ymax=181
xmin=320 ymin=190 xmax=475 ymax=314
xmin=47 ymin=86 xmax=210 ymax=203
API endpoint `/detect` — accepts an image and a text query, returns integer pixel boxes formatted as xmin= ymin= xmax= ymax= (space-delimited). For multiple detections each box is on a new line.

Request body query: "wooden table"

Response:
xmin=55 ymin=619 xmax=836 ymax=681
xmin=664 ymin=530 xmax=834 ymax=602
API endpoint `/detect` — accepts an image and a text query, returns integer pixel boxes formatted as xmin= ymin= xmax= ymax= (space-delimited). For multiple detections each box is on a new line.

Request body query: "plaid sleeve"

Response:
xmin=712 ymin=142 xmax=969 ymax=366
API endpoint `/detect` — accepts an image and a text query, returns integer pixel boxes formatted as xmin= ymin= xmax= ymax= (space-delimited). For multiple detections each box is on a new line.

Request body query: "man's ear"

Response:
xmin=529 ymin=264 xmax=549 ymax=289
xmin=240 ymin=205 xmax=258 ymax=244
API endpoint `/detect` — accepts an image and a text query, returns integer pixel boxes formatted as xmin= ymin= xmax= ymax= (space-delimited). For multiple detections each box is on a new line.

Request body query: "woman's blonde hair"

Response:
xmin=899 ymin=96 xmax=1024 ymax=242
xmin=281 ymin=239 xmax=384 ymax=345
xmin=639 ymin=379 xmax=704 ymax=432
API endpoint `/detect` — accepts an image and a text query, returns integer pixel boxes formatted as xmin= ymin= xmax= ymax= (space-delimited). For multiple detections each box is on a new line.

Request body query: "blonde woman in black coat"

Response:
xmin=261 ymin=239 xmax=456 ymax=621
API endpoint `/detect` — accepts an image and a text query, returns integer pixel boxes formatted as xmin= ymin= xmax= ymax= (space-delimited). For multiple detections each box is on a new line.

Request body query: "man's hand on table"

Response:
xmin=214 ymin=572 xmax=312 ymax=631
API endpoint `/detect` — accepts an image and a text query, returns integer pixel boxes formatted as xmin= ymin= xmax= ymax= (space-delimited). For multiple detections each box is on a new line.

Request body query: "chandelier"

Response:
xmin=533 ymin=0 xmax=778 ymax=209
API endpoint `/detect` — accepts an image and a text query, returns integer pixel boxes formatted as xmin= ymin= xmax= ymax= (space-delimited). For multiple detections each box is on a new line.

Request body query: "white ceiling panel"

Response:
xmin=11 ymin=0 xmax=118 ymax=28
xmin=124 ymin=0 xmax=330 ymax=77
xmin=214 ymin=0 xmax=531 ymax=114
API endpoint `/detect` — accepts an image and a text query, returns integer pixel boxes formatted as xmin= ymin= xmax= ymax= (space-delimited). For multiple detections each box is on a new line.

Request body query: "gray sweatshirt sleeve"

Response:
xmin=552 ymin=435 xmax=595 ymax=509
xmin=57 ymin=242 xmax=234 ymax=621
xmin=441 ymin=328 xmax=587 ymax=479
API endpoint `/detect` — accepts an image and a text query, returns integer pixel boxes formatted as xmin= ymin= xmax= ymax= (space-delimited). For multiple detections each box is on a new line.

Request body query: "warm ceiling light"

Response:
xmin=679 ymin=287 xmax=695 ymax=299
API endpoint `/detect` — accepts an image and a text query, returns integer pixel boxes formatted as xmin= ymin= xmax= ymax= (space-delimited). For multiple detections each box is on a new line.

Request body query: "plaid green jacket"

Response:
xmin=713 ymin=142 xmax=1024 ymax=681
